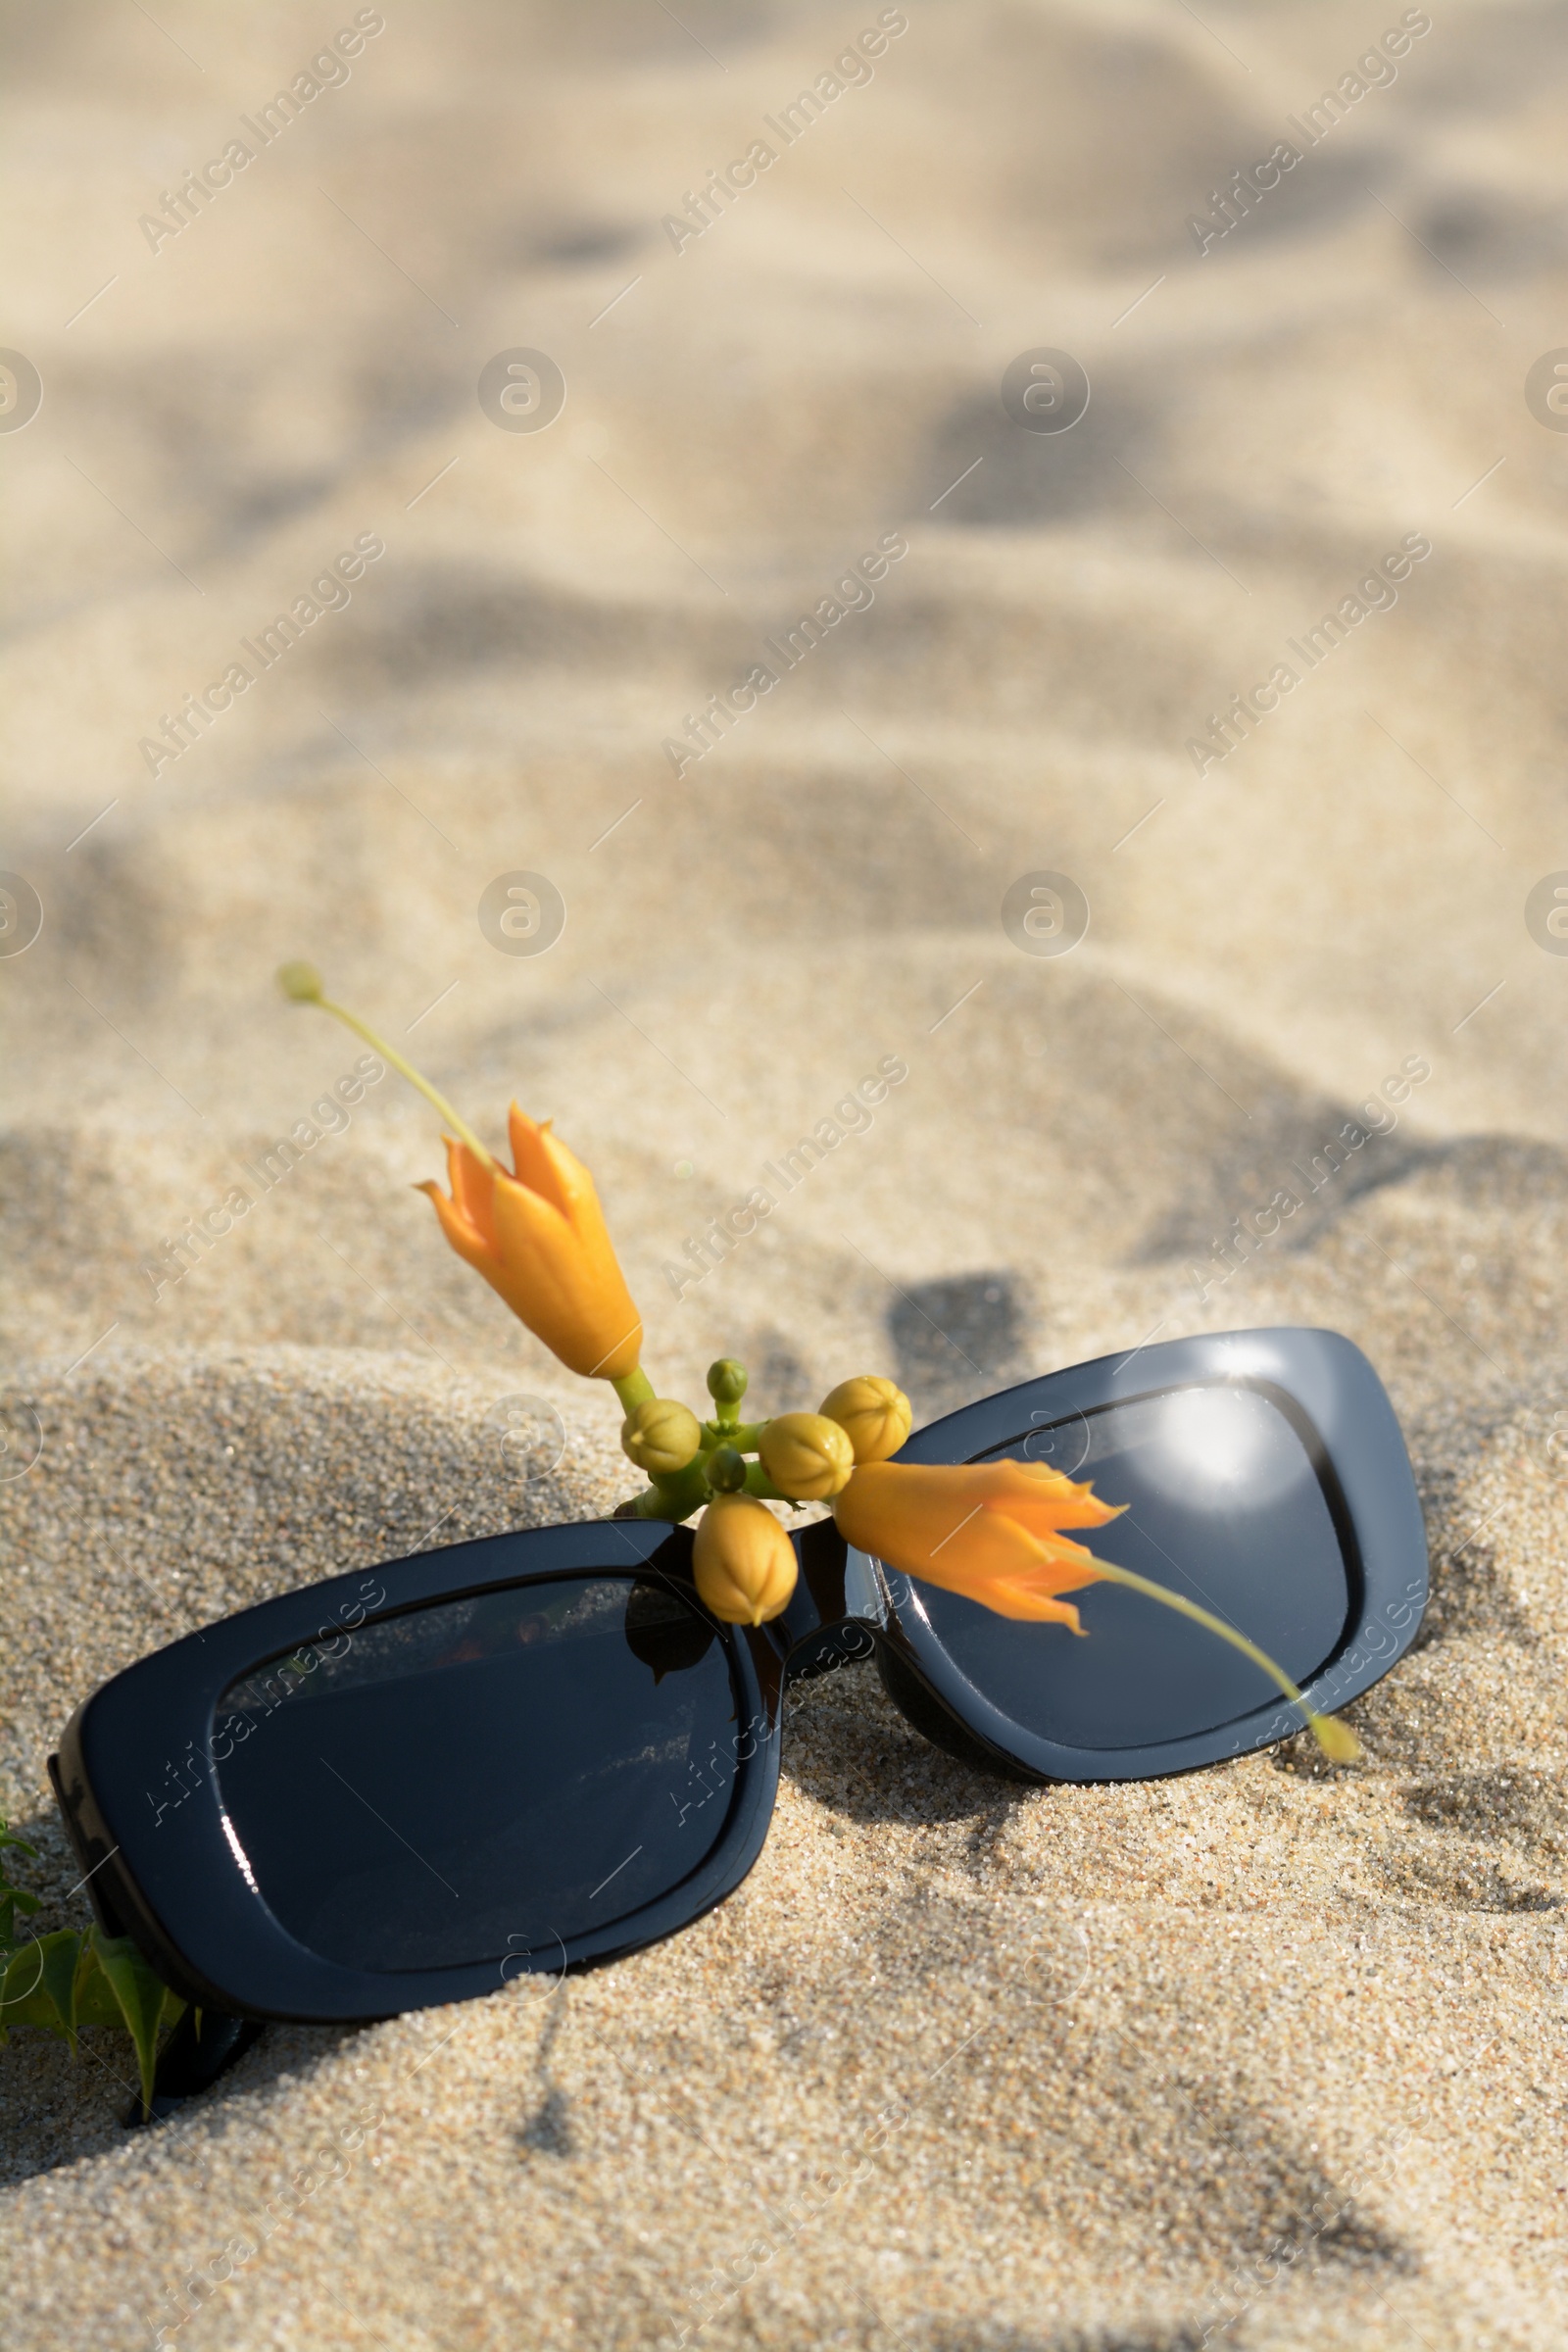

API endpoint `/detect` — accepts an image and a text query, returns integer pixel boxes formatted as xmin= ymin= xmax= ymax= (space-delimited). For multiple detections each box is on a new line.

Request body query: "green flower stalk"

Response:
xmin=278 ymin=965 xmax=646 ymax=1384
xmin=276 ymin=961 xmax=1362 ymax=1766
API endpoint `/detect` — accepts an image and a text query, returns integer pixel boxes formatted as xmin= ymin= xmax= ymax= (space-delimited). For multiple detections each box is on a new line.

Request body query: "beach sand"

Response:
xmin=4 ymin=0 xmax=1568 ymax=2342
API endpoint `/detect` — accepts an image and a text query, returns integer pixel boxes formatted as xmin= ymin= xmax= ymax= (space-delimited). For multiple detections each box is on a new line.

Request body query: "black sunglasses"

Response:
xmin=50 ymin=1326 xmax=1425 ymax=2111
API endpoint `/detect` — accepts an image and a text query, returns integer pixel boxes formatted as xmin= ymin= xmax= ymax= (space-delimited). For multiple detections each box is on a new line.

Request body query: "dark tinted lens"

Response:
xmin=917 ymin=1384 xmax=1350 ymax=1748
xmin=213 ymin=1575 xmax=740 ymax=1970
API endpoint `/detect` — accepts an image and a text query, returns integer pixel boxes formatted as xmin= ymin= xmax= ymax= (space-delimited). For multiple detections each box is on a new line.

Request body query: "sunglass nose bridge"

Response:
xmin=774 ymin=1517 xmax=886 ymax=1681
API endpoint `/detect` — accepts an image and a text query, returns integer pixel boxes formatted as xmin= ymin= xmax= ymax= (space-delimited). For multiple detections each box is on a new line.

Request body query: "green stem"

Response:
xmin=704 ymin=1418 xmax=766 ymax=1452
xmin=313 ymin=995 xmax=494 ymax=1165
xmin=612 ymin=1367 xmax=656 ymax=1415
xmin=652 ymin=1458 xmax=710 ymax=1519
xmin=622 ymin=1485 xmax=690 ymax=1522
xmin=1089 ymin=1561 xmax=1354 ymax=1758
xmin=623 ymin=1454 xmax=713 ymax=1521
xmin=743 ymin=1462 xmax=790 ymax=1503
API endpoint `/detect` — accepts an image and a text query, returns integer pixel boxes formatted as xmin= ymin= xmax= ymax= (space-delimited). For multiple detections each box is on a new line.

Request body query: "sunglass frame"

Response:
xmin=50 ymin=1325 xmax=1426 ymax=2032
xmin=51 ymin=1518 xmax=786 ymax=2025
xmin=854 ymin=1325 xmax=1428 ymax=1783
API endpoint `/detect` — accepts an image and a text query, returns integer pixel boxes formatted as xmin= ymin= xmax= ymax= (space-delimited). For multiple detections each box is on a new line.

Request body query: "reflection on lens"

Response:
xmin=623 ymin=1578 xmax=718 ymax=1681
xmin=918 ymin=1382 xmax=1350 ymax=1751
xmin=215 ymin=1574 xmax=740 ymax=1971
xmin=1136 ymin=1384 xmax=1308 ymax=1506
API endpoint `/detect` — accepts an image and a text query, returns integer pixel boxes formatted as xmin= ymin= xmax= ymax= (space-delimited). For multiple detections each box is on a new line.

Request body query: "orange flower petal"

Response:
xmin=445 ymin=1137 xmax=499 ymax=1250
xmin=420 ymin=1109 xmax=643 ymax=1382
xmin=833 ymin=1457 xmax=1117 ymax=1624
xmin=535 ymin=1121 xmax=611 ymax=1238
xmin=507 ymin=1105 xmax=572 ymax=1218
xmin=971 ymin=1458 xmax=1126 ymax=1533
xmin=485 ymin=1166 xmax=642 ymax=1379
xmin=416 ymin=1180 xmax=493 ymax=1279
xmin=932 ymin=1501 xmax=1101 ymax=1595
xmin=963 ymin=1578 xmax=1088 ymax=1630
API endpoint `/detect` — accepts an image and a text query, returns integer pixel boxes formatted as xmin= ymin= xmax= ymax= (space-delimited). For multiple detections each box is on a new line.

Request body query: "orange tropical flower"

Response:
xmin=418 ymin=1104 xmax=643 ymax=1381
xmin=832 ymin=1457 xmax=1125 ymax=1628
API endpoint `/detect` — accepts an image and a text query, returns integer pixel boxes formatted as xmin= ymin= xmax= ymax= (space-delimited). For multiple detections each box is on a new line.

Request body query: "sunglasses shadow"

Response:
xmin=514 ymin=1993 xmax=575 ymax=2159
xmin=1407 ymin=1458 xmax=1537 ymax=1654
xmin=0 ymin=1978 xmax=358 ymax=2182
xmin=780 ymin=1649 xmax=1040 ymax=1830
xmin=0 ymin=1809 xmax=305 ymax=2173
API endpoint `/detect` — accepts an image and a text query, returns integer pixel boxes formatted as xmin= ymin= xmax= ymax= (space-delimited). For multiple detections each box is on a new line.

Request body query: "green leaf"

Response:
xmin=74 ymin=1944 xmax=132 ymax=2028
xmin=0 ymin=1882 xmax=41 ymax=1948
xmin=0 ymin=1826 xmax=184 ymax=2101
xmin=0 ymin=1817 xmax=41 ymax=1950
xmin=88 ymin=1928 xmax=175 ymax=2117
xmin=0 ymin=1935 xmax=69 ymax=2033
xmin=34 ymin=1930 xmax=85 ymax=2048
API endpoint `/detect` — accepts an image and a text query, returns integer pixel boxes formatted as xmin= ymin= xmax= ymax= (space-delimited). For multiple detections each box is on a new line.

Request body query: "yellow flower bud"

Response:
xmin=1310 ymin=1713 xmax=1361 ymax=1764
xmin=705 ymin=1445 xmax=747 ymax=1494
xmin=817 ymin=1375 xmax=912 ymax=1465
xmin=621 ymin=1397 xmax=703 ymax=1477
xmin=693 ymin=1495 xmax=798 ymax=1625
xmin=276 ymin=959 xmax=324 ymax=1003
xmin=758 ymin=1411 xmax=855 ymax=1500
xmin=707 ymin=1357 xmax=749 ymax=1408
